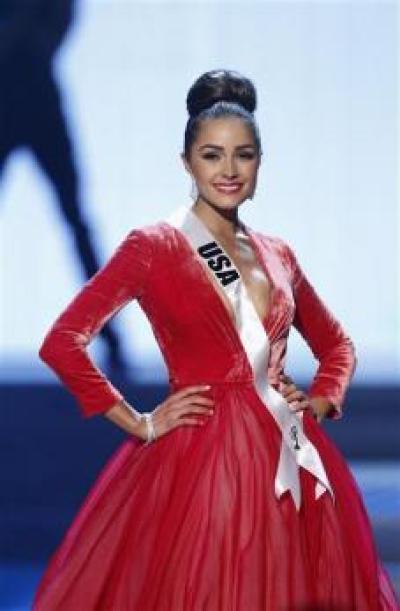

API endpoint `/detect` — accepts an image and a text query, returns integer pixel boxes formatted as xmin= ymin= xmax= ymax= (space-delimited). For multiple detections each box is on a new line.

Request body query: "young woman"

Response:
xmin=33 ymin=69 xmax=399 ymax=610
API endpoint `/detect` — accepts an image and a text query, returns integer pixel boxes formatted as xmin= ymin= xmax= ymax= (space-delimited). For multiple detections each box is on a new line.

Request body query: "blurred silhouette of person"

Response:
xmin=0 ymin=0 xmax=126 ymax=373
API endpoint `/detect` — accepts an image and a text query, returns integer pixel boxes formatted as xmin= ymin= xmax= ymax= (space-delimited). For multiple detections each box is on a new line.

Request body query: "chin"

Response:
xmin=200 ymin=191 xmax=251 ymax=210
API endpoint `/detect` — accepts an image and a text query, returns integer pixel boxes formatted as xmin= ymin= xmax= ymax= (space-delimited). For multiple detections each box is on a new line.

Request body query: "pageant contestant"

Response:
xmin=33 ymin=69 xmax=399 ymax=609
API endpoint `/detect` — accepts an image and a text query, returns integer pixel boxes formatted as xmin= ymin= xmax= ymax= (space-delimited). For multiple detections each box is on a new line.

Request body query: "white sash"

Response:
xmin=166 ymin=205 xmax=334 ymax=510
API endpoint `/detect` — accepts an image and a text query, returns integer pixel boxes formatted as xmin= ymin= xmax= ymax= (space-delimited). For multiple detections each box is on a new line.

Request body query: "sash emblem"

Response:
xmin=290 ymin=425 xmax=301 ymax=451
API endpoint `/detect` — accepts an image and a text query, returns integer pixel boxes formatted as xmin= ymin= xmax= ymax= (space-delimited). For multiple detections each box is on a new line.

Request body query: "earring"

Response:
xmin=190 ymin=180 xmax=199 ymax=201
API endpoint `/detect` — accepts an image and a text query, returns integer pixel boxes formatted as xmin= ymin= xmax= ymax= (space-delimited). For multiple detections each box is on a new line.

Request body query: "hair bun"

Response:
xmin=186 ymin=69 xmax=257 ymax=118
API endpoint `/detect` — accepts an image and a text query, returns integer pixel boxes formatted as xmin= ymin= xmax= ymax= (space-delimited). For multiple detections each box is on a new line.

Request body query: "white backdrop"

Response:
xmin=0 ymin=0 xmax=398 ymax=384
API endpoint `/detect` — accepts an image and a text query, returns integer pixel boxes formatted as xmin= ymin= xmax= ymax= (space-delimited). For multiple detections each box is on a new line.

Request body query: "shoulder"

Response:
xmin=122 ymin=221 xmax=176 ymax=249
xmin=119 ymin=221 xmax=185 ymax=267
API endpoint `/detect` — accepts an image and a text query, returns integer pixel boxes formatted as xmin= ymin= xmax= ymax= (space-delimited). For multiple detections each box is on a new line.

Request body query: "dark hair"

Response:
xmin=183 ymin=69 xmax=262 ymax=159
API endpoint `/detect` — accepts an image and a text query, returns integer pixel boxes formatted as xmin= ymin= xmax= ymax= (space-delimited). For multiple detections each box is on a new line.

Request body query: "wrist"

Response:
xmin=120 ymin=400 xmax=145 ymax=436
xmin=104 ymin=398 xmax=144 ymax=439
xmin=121 ymin=401 xmax=156 ymax=443
xmin=140 ymin=412 xmax=157 ymax=444
xmin=308 ymin=396 xmax=333 ymax=421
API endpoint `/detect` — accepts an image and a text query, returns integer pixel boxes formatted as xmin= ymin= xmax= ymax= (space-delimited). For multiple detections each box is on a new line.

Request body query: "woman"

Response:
xmin=33 ymin=69 xmax=399 ymax=610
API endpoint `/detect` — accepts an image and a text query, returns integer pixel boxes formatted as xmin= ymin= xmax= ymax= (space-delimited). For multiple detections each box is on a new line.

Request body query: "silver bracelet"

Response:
xmin=140 ymin=412 xmax=156 ymax=444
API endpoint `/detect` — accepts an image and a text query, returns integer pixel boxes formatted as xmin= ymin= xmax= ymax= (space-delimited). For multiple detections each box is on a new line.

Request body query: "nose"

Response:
xmin=222 ymin=156 xmax=238 ymax=178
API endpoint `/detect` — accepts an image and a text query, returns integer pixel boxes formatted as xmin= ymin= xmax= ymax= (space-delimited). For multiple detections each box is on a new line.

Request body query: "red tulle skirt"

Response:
xmin=33 ymin=385 xmax=399 ymax=610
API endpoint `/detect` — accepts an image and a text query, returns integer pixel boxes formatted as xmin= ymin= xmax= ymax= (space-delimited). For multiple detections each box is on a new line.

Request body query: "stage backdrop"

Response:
xmin=0 ymin=0 xmax=397 ymax=386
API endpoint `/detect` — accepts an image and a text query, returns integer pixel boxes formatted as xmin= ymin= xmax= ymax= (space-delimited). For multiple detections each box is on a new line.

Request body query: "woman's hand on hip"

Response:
xmin=135 ymin=385 xmax=215 ymax=442
xmin=278 ymin=373 xmax=327 ymax=423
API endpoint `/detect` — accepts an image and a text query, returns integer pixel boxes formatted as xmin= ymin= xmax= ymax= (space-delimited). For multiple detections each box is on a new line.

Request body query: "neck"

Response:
xmin=191 ymin=199 xmax=241 ymax=240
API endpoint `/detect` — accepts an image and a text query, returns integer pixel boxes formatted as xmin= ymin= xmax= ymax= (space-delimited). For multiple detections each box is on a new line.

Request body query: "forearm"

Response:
xmin=285 ymin=240 xmax=357 ymax=418
xmin=104 ymin=399 xmax=143 ymax=438
xmin=38 ymin=228 xmax=154 ymax=418
xmin=39 ymin=327 xmax=125 ymax=418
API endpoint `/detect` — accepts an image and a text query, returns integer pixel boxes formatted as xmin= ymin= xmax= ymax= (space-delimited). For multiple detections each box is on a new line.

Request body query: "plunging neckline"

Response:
xmin=239 ymin=220 xmax=276 ymax=328
xmin=165 ymin=207 xmax=276 ymax=332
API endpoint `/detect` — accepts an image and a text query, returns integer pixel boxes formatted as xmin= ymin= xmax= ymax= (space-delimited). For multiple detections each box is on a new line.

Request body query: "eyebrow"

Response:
xmin=197 ymin=144 xmax=256 ymax=151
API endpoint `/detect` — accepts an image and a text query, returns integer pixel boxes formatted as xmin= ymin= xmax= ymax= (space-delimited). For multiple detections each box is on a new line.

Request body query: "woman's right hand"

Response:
xmin=134 ymin=384 xmax=215 ymax=442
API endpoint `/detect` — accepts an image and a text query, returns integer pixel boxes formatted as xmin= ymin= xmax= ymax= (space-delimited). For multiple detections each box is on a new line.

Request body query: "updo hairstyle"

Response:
xmin=183 ymin=69 xmax=262 ymax=159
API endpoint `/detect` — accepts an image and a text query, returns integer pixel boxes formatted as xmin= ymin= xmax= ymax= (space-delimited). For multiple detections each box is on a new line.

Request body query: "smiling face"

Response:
xmin=182 ymin=116 xmax=261 ymax=213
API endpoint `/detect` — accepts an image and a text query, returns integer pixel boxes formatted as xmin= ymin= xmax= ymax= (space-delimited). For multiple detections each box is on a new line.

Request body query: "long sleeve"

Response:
xmin=39 ymin=228 xmax=153 ymax=418
xmin=284 ymin=241 xmax=357 ymax=419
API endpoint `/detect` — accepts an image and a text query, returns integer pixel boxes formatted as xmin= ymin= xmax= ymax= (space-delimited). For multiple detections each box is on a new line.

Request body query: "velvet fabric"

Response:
xmin=33 ymin=221 xmax=399 ymax=610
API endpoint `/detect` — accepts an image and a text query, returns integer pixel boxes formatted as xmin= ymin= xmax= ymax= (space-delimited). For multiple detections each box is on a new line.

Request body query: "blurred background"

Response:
xmin=0 ymin=0 xmax=398 ymax=608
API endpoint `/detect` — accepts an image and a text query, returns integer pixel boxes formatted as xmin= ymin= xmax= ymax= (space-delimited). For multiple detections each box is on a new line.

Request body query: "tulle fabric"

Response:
xmin=33 ymin=383 xmax=399 ymax=610
xmin=33 ymin=221 xmax=399 ymax=609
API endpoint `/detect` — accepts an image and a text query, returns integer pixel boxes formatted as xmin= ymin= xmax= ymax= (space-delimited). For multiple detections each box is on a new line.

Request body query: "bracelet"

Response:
xmin=119 ymin=399 xmax=156 ymax=444
xmin=140 ymin=412 xmax=156 ymax=444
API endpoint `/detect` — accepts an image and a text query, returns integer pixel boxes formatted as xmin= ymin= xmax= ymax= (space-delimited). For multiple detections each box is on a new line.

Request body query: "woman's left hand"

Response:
xmin=278 ymin=373 xmax=330 ymax=423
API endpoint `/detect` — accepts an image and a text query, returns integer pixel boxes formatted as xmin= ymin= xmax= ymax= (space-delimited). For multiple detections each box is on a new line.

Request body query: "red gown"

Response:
xmin=33 ymin=218 xmax=399 ymax=610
